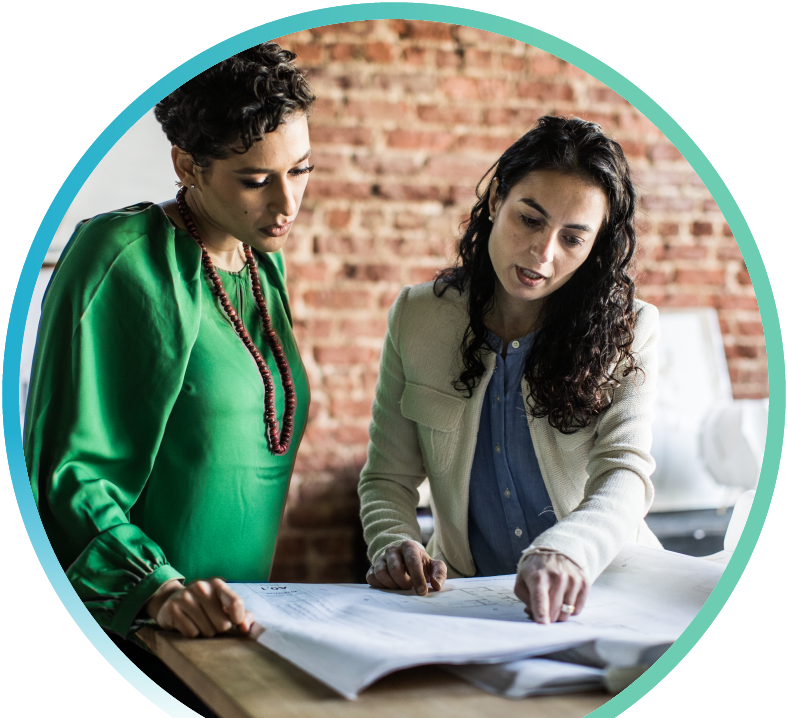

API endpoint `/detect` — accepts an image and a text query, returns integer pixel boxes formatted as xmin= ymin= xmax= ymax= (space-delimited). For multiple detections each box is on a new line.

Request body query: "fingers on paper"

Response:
xmin=401 ymin=541 xmax=430 ymax=595
xmin=427 ymin=559 xmax=447 ymax=591
xmin=516 ymin=553 xmax=589 ymax=624
xmin=367 ymin=541 xmax=443 ymax=594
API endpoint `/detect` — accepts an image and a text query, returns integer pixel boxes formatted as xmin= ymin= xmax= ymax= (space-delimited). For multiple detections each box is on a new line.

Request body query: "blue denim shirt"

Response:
xmin=467 ymin=330 xmax=557 ymax=576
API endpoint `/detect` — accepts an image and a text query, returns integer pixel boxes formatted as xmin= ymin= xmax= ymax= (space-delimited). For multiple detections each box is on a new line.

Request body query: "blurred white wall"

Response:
xmin=47 ymin=111 xmax=176 ymax=263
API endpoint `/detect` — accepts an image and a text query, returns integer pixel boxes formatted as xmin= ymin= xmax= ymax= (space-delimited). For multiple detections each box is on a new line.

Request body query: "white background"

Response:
xmin=2 ymin=1 xmax=785 ymax=716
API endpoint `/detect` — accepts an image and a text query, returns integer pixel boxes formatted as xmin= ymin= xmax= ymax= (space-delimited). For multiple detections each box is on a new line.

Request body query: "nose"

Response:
xmin=530 ymin=230 xmax=558 ymax=264
xmin=268 ymin=176 xmax=299 ymax=219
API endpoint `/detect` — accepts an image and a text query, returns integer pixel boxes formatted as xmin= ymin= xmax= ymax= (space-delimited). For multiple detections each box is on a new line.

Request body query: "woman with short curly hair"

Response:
xmin=25 ymin=43 xmax=314 ymax=715
xmin=360 ymin=116 xmax=662 ymax=624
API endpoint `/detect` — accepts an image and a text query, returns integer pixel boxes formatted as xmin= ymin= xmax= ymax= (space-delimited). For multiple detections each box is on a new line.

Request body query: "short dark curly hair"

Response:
xmin=154 ymin=42 xmax=316 ymax=167
xmin=436 ymin=116 xmax=640 ymax=434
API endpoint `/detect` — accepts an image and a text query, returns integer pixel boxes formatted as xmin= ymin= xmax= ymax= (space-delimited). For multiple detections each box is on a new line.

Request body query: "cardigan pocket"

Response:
xmin=400 ymin=382 xmax=466 ymax=476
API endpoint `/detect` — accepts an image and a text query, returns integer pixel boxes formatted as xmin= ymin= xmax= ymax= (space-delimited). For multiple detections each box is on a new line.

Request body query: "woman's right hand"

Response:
xmin=366 ymin=540 xmax=447 ymax=595
xmin=145 ymin=577 xmax=255 ymax=638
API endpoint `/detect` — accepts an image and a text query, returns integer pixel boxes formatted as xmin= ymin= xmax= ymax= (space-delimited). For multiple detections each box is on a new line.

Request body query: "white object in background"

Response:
xmin=701 ymin=401 xmax=768 ymax=489
xmin=19 ymin=268 xmax=54 ymax=434
xmin=650 ymin=308 xmax=738 ymax=511
xmin=701 ymin=490 xmax=756 ymax=564
xmin=45 ymin=111 xmax=175 ymax=264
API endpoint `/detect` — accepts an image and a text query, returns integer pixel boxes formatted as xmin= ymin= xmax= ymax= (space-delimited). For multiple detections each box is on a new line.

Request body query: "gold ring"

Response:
xmin=560 ymin=603 xmax=575 ymax=615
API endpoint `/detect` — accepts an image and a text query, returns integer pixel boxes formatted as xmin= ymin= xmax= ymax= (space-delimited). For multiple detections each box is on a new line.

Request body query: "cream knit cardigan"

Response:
xmin=358 ymin=282 xmax=662 ymax=582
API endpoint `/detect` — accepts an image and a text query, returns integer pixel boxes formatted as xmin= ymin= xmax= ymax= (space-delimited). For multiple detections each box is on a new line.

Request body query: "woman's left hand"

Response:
xmin=514 ymin=552 xmax=589 ymax=624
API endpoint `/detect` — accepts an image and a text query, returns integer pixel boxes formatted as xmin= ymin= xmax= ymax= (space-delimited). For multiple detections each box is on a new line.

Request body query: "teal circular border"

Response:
xmin=4 ymin=4 xmax=783 ymax=716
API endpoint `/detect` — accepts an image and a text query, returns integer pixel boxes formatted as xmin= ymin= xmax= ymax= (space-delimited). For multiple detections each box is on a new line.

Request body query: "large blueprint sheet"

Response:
xmin=233 ymin=544 xmax=723 ymax=699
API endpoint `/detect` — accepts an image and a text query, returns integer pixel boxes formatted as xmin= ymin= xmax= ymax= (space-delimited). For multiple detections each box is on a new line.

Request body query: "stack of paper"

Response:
xmin=233 ymin=544 xmax=723 ymax=699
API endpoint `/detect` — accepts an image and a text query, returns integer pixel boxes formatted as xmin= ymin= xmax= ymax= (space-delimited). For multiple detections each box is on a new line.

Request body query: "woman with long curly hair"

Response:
xmin=359 ymin=116 xmax=661 ymax=625
xmin=25 ymin=43 xmax=314 ymax=715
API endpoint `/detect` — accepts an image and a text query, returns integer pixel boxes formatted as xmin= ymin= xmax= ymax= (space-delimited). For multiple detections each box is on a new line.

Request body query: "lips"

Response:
xmin=516 ymin=265 xmax=547 ymax=287
xmin=260 ymin=222 xmax=292 ymax=238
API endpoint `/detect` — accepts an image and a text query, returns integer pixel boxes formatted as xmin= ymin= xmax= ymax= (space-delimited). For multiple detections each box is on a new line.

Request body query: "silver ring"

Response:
xmin=560 ymin=603 xmax=575 ymax=615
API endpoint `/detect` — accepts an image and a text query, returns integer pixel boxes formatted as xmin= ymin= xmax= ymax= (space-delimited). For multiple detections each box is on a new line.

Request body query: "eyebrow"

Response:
xmin=517 ymin=198 xmax=594 ymax=233
xmin=233 ymin=149 xmax=312 ymax=175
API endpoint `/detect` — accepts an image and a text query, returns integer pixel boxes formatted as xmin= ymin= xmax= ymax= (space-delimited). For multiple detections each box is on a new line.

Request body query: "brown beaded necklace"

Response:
xmin=175 ymin=186 xmax=296 ymax=455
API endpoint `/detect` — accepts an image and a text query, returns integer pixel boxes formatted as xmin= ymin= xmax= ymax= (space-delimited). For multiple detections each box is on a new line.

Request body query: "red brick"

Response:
xmin=292 ymin=318 xmax=333 ymax=339
xmin=386 ymin=129 xmax=454 ymax=151
xmin=325 ymin=208 xmax=351 ymax=229
xmin=660 ymin=294 xmax=704 ymax=308
xmin=717 ymin=246 xmax=744 ymax=261
xmin=330 ymin=399 xmax=374 ymax=418
xmin=330 ymin=43 xmax=357 ymax=61
xmin=426 ymin=154 xmax=490 ymax=179
xmin=341 ymin=264 xmax=401 ymax=282
xmin=485 ymin=107 xmax=538 ymax=127
xmin=641 ymin=271 xmax=670 ymax=285
xmin=739 ymin=321 xmax=764 ymax=337
xmin=305 ymin=181 xmax=372 ymax=200
xmin=589 ymin=87 xmax=629 ymax=105
xmin=528 ymin=53 xmax=564 ymax=76
xmin=723 ymin=224 xmax=734 ymax=237
xmin=418 ymin=105 xmax=482 ymax=124
xmin=477 ymin=79 xmax=508 ymax=101
xmin=618 ymin=140 xmax=646 ymax=159
xmin=653 ymin=245 xmax=708 ymax=260
xmin=691 ymin=221 xmax=714 ymax=236
xmin=715 ymin=295 xmax=760 ymax=310
xmin=334 ymin=424 xmax=376 ymax=445
xmin=737 ymin=269 xmax=753 ymax=285
xmin=377 ymin=184 xmax=446 ymax=202
xmin=310 ymin=126 xmax=373 ymax=146
xmin=314 ymin=234 xmax=375 ymax=255
xmin=340 ymin=318 xmax=388 ymax=337
xmin=311 ymin=152 xmax=348 ymax=173
xmin=408 ymin=267 xmax=443 ymax=284
xmin=365 ymin=42 xmax=394 ymax=63
xmin=287 ymin=261 xmax=329 ymax=282
xmin=657 ymin=222 xmax=680 ymax=236
xmin=345 ymin=101 xmax=408 ymax=120
xmin=456 ymin=134 xmax=516 ymax=153
xmin=304 ymin=290 xmax=372 ymax=310
xmin=465 ymin=49 xmax=493 ymax=69
xmin=436 ymin=49 xmax=462 ymax=69
xmin=371 ymin=72 xmax=437 ymax=94
xmin=394 ymin=20 xmax=454 ymax=41
xmin=442 ymin=77 xmax=479 ymax=100
xmin=641 ymin=196 xmax=695 ymax=212
xmin=314 ymin=346 xmax=377 ymax=364
xmin=456 ymin=26 xmax=514 ymax=45
xmin=290 ymin=44 xmax=322 ymax=64
xmin=404 ymin=47 xmax=426 ymax=65
xmin=502 ymin=55 xmax=525 ymax=72
xmin=649 ymin=143 xmax=684 ymax=162
xmin=725 ymin=344 xmax=759 ymax=359
xmin=675 ymin=270 xmax=726 ymax=285
xmin=518 ymin=81 xmax=574 ymax=102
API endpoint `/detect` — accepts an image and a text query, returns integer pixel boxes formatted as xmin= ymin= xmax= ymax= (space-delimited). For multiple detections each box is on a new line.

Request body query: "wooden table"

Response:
xmin=138 ymin=626 xmax=610 ymax=718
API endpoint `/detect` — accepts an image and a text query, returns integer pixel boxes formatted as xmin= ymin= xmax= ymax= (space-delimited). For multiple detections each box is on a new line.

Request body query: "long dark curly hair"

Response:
xmin=154 ymin=43 xmax=316 ymax=166
xmin=436 ymin=116 xmax=640 ymax=434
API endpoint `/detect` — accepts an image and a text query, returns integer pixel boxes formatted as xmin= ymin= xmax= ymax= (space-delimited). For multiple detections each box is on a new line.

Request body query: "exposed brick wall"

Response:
xmin=268 ymin=20 xmax=767 ymax=582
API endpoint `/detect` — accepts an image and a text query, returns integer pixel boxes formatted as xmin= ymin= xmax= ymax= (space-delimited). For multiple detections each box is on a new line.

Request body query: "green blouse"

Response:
xmin=24 ymin=203 xmax=309 ymax=637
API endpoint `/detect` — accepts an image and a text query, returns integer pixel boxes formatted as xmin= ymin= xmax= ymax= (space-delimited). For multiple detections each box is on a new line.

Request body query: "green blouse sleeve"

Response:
xmin=24 ymin=205 xmax=202 ymax=637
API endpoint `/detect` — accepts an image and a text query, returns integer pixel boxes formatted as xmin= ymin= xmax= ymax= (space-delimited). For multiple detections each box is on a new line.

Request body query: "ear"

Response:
xmin=171 ymin=146 xmax=200 ymax=188
xmin=488 ymin=177 xmax=501 ymax=222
